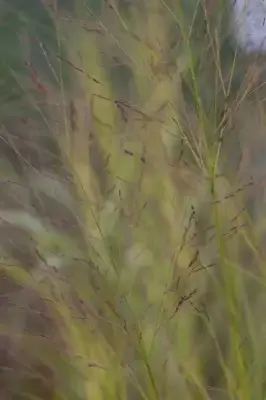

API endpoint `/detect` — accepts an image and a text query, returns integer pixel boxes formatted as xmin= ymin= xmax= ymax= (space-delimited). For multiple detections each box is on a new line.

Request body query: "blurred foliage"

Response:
xmin=0 ymin=0 xmax=70 ymax=120
xmin=0 ymin=1 xmax=266 ymax=400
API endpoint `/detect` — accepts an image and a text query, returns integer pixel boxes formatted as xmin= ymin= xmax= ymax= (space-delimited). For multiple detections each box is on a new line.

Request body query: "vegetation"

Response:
xmin=1 ymin=0 xmax=266 ymax=399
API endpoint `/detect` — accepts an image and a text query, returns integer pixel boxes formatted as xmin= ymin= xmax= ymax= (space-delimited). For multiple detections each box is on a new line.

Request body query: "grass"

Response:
xmin=1 ymin=0 xmax=266 ymax=399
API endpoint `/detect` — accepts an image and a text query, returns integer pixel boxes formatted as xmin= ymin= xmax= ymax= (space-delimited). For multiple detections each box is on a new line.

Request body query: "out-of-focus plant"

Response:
xmin=1 ymin=1 xmax=266 ymax=400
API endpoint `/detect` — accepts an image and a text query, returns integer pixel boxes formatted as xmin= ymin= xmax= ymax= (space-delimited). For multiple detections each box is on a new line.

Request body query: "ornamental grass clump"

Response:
xmin=1 ymin=1 xmax=266 ymax=399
